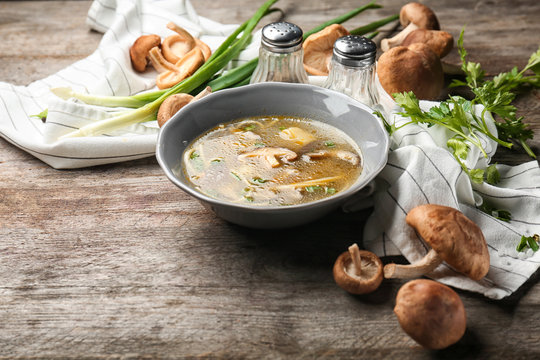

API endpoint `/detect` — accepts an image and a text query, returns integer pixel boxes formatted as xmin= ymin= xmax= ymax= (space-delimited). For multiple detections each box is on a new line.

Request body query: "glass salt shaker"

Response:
xmin=250 ymin=22 xmax=309 ymax=84
xmin=324 ymin=35 xmax=379 ymax=108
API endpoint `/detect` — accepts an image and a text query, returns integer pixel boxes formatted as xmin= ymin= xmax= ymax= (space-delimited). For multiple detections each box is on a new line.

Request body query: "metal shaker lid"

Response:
xmin=261 ymin=22 xmax=303 ymax=53
xmin=333 ymin=35 xmax=377 ymax=67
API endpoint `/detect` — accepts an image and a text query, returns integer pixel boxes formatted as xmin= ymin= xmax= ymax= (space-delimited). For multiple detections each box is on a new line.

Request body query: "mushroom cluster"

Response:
xmin=332 ymin=204 xmax=490 ymax=350
xmin=377 ymin=2 xmax=455 ymax=100
xmin=129 ymin=23 xmax=211 ymax=89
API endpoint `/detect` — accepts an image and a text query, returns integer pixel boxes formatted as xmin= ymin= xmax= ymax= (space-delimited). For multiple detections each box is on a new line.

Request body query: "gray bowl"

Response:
xmin=156 ymin=82 xmax=389 ymax=229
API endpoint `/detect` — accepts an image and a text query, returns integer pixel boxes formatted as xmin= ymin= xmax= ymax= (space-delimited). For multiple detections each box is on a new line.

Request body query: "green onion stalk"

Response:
xmin=59 ymin=0 xmax=278 ymax=138
xmin=57 ymin=1 xmax=398 ymax=138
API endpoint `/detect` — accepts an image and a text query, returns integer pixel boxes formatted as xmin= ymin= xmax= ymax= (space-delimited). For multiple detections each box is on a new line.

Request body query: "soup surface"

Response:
xmin=181 ymin=116 xmax=363 ymax=206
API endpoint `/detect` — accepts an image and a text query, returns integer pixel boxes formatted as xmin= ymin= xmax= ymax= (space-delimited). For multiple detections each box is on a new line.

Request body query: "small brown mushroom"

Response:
xmin=156 ymin=47 xmax=206 ymax=89
xmin=166 ymin=22 xmax=212 ymax=61
xmin=394 ymin=279 xmax=466 ymax=349
xmin=333 ymin=244 xmax=383 ymax=294
xmin=129 ymin=34 xmax=162 ymax=72
xmin=377 ymin=43 xmax=444 ymax=100
xmin=402 ymin=29 xmax=454 ymax=58
xmin=384 ymin=204 xmax=490 ymax=281
xmin=303 ymin=24 xmax=350 ymax=76
xmin=238 ymin=147 xmax=298 ymax=168
xmin=381 ymin=2 xmax=440 ymax=52
xmin=157 ymin=86 xmax=212 ymax=127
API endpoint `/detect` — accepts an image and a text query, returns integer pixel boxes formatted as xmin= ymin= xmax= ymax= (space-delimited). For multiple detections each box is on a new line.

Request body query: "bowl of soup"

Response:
xmin=156 ymin=82 xmax=389 ymax=229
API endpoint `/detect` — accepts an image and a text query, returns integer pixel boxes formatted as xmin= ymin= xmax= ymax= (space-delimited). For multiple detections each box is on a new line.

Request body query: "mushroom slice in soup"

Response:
xmin=279 ymin=126 xmax=316 ymax=147
xmin=303 ymin=149 xmax=361 ymax=166
xmin=238 ymin=147 xmax=298 ymax=168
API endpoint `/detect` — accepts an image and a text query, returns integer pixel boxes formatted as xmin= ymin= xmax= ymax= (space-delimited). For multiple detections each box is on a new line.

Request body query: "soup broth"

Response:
xmin=181 ymin=116 xmax=363 ymax=206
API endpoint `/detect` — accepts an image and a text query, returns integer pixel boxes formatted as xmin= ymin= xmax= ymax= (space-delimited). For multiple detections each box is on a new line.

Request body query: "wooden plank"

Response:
xmin=0 ymin=1 xmax=539 ymax=359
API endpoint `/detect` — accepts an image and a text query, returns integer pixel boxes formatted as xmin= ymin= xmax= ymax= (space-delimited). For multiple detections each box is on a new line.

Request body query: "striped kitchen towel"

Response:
xmin=361 ymin=97 xmax=540 ymax=300
xmin=0 ymin=0 xmax=259 ymax=169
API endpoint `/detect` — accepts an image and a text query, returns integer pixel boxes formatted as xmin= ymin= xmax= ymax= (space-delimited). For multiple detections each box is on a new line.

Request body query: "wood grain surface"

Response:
xmin=1 ymin=1 xmax=539 ymax=359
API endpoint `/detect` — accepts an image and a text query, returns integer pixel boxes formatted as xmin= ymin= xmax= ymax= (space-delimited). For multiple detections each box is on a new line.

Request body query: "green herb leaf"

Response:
xmin=243 ymin=124 xmax=256 ymax=131
xmin=305 ymin=185 xmax=322 ymax=193
xmin=485 ymin=164 xmax=500 ymax=185
xmin=447 ymin=137 xmax=469 ymax=160
xmin=211 ymin=158 xmax=223 ymax=163
xmin=189 ymin=151 xmax=199 ymax=160
xmin=251 ymin=177 xmax=268 ymax=184
xmin=477 ymin=201 xmax=512 ymax=222
xmin=324 ymin=141 xmax=336 ymax=148
xmin=469 ymin=168 xmax=485 ymax=184
xmin=517 ymin=236 xmax=529 ymax=252
xmin=230 ymin=172 xmax=241 ymax=181
xmin=30 ymin=109 xmax=48 ymax=122
xmin=517 ymin=234 xmax=539 ymax=252
xmin=325 ymin=187 xmax=336 ymax=194
xmin=527 ymin=235 xmax=540 ymax=252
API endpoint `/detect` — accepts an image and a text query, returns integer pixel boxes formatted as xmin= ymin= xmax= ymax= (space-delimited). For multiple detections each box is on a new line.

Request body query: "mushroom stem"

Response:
xmin=380 ymin=22 xmax=419 ymax=52
xmin=348 ymin=244 xmax=363 ymax=276
xmin=384 ymin=248 xmax=442 ymax=279
xmin=192 ymin=86 xmax=212 ymax=101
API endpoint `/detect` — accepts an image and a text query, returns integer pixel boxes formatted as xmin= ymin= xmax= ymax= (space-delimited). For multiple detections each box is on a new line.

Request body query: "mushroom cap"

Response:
xmin=303 ymin=24 xmax=350 ymax=76
xmin=402 ymin=29 xmax=454 ymax=58
xmin=376 ymin=42 xmax=444 ymax=100
xmin=162 ymin=34 xmax=196 ymax=64
xmin=130 ymin=34 xmax=161 ymax=72
xmin=399 ymin=2 xmax=440 ymax=30
xmin=157 ymin=93 xmax=194 ymax=127
xmin=394 ymin=279 xmax=466 ymax=349
xmin=333 ymin=248 xmax=383 ymax=294
xmin=406 ymin=204 xmax=490 ymax=280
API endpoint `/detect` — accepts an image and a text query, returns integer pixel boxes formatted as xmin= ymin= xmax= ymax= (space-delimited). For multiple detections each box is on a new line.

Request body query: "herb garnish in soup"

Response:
xmin=182 ymin=115 xmax=363 ymax=206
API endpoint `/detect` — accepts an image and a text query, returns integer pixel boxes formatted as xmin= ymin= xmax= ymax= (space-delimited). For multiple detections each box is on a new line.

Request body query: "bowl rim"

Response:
xmin=156 ymin=82 xmax=389 ymax=212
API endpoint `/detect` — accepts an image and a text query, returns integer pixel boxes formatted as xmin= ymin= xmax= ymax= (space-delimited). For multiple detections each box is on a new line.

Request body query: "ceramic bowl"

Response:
xmin=156 ymin=82 xmax=389 ymax=229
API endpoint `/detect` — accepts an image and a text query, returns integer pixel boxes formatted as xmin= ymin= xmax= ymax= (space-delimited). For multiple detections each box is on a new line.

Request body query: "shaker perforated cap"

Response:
xmin=333 ymin=35 xmax=377 ymax=67
xmin=261 ymin=22 xmax=303 ymax=53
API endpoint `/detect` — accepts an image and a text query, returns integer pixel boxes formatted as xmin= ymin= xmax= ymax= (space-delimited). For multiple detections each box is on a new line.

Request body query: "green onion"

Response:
xmin=58 ymin=0 xmax=279 ymax=138
xmin=324 ymin=141 xmax=335 ymax=147
xmin=325 ymin=187 xmax=336 ymax=194
xmin=350 ymin=13 xmax=399 ymax=36
xmin=251 ymin=177 xmax=267 ymax=184
xmin=302 ymin=1 xmax=382 ymax=39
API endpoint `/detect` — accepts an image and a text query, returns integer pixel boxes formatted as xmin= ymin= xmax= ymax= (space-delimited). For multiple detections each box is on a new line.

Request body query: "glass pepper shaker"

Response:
xmin=323 ymin=35 xmax=379 ymax=108
xmin=250 ymin=22 xmax=309 ymax=84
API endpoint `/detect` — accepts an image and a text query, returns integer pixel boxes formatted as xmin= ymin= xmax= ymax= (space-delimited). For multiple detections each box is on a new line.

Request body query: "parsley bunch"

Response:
xmin=451 ymin=29 xmax=540 ymax=158
xmin=391 ymin=29 xmax=539 ymax=185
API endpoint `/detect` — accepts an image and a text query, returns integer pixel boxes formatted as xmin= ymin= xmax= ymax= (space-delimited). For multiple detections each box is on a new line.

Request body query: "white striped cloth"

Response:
xmin=1 ymin=0 xmax=539 ymax=299
xmin=360 ymin=94 xmax=540 ymax=300
xmin=0 ymin=0 xmax=258 ymax=169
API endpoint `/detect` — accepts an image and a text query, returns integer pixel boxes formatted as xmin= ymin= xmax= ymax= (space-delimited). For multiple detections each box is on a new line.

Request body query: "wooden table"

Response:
xmin=1 ymin=0 xmax=539 ymax=358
